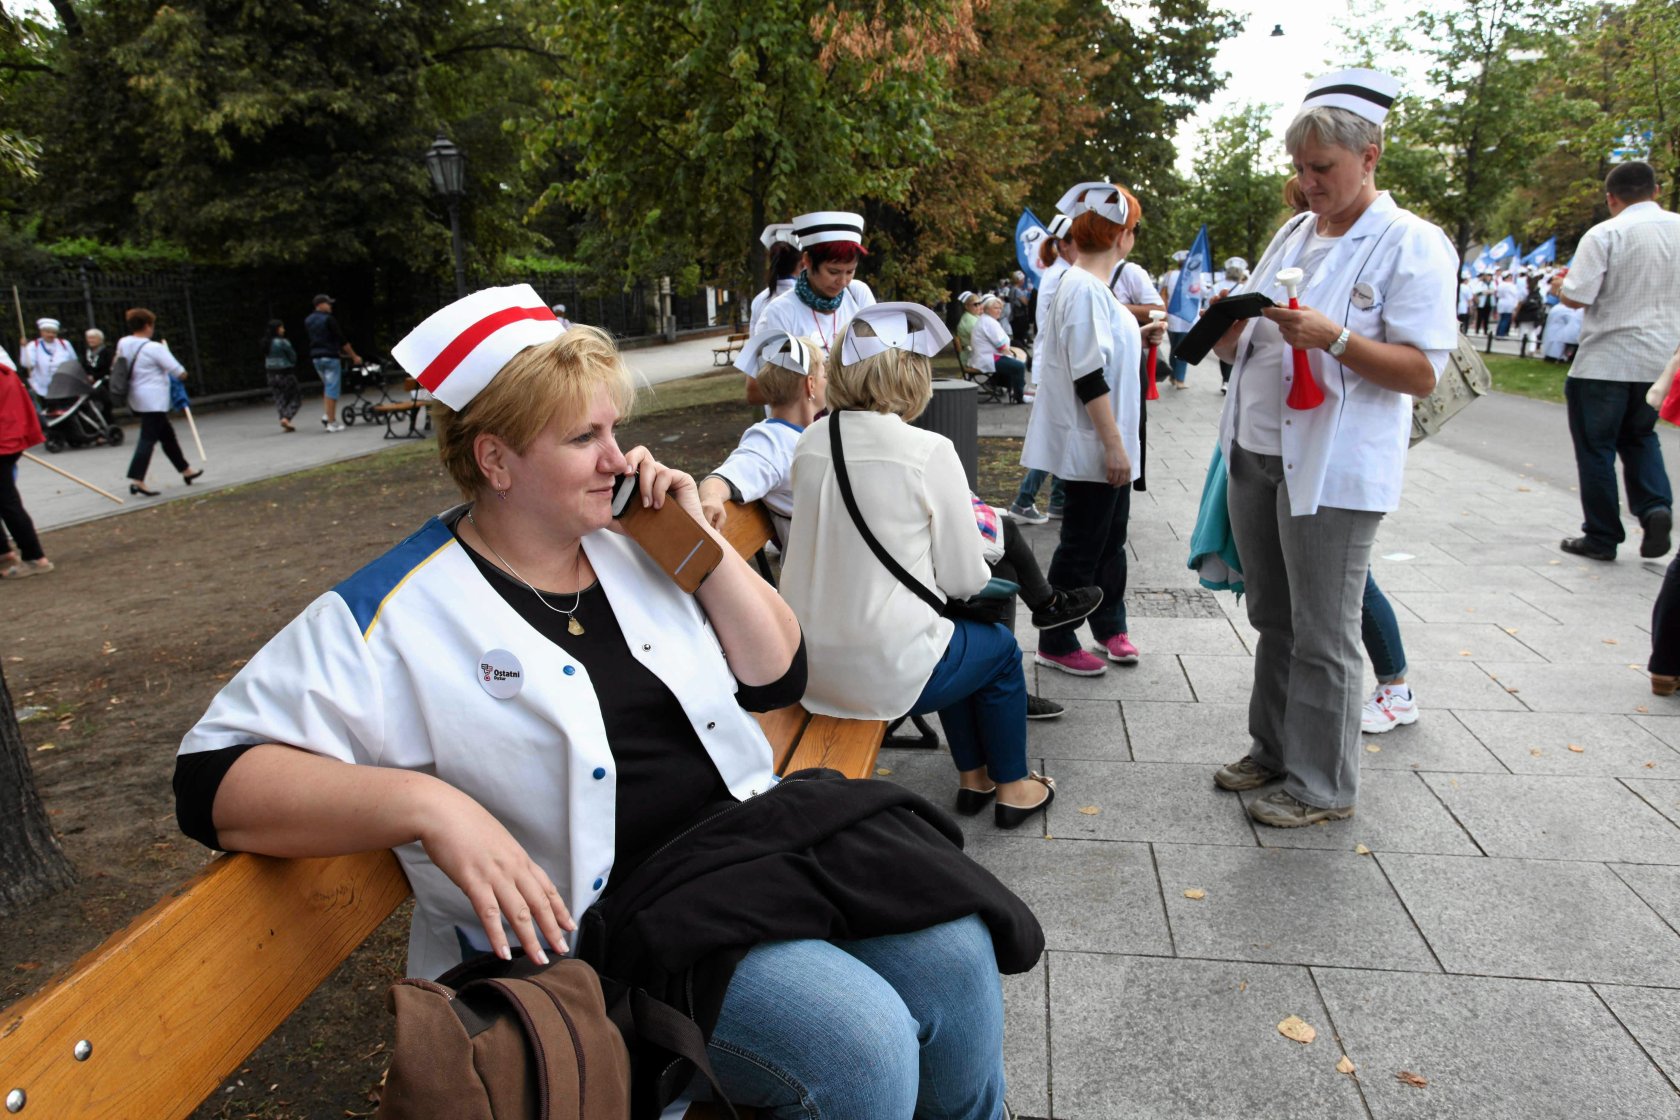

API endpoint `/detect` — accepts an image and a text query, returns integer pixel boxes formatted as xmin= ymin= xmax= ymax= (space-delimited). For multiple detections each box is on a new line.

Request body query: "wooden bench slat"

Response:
xmin=717 ymin=499 xmax=774 ymax=563
xmin=780 ymin=714 xmax=887 ymax=777
xmin=757 ymin=704 xmax=812 ymax=774
xmin=0 ymin=849 xmax=410 ymax=1120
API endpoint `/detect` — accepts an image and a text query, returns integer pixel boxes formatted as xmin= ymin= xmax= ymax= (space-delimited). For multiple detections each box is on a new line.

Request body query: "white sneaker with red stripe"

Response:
xmin=1361 ymin=684 xmax=1418 ymax=734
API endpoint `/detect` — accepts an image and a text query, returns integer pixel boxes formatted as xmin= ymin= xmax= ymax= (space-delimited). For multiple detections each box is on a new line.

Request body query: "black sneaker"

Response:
xmin=1560 ymin=536 xmax=1615 ymax=562
xmin=1026 ymin=694 xmax=1064 ymax=720
xmin=1642 ymin=508 xmax=1673 ymax=558
xmin=1031 ymin=586 xmax=1102 ymax=630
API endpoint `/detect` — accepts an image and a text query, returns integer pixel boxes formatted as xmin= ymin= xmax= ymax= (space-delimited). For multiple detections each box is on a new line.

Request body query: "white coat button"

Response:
xmin=1285 ymin=419 xmax=1292 ymax=426
xmin=642 ymin=644 xmax=652 ymax=652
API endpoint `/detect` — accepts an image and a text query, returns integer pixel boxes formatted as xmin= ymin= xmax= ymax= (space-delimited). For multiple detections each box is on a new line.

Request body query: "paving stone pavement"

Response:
xmin=899 ymin=362 xmax=1680 ymax=1118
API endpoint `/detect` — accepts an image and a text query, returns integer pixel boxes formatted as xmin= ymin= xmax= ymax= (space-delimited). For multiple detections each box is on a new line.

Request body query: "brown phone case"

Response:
xmin=612 ymin=475 xmax=725 ymax=594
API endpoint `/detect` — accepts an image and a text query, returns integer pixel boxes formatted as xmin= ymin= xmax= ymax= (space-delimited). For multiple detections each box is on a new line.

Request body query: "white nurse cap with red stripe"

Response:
xmin=393 ymin=284 xmax=563 ymax=410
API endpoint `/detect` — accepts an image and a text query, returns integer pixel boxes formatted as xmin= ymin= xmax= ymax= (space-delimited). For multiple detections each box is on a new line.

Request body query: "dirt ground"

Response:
xmin=1 ymin=375 xmax=1031 ymax=1118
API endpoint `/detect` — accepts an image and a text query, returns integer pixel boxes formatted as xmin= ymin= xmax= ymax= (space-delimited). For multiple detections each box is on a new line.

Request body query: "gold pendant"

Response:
xmin=567 ymin=616 xmax=585 ymax=637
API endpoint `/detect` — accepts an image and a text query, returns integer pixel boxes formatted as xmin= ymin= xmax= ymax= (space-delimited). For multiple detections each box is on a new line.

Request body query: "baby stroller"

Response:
xmin=41 ymin=356 xmax=123 ymax=452
xmin=338 ymin=357 xmax=396 ymax=427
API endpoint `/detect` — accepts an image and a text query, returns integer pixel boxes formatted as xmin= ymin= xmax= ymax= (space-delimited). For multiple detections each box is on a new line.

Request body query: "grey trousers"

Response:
xmin=1227 ymin=442 xmax=1381 ymax=809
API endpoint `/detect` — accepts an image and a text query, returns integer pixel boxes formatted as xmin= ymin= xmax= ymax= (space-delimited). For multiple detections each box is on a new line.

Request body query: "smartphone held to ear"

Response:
xmin=611 ymin=474 xmax=725 ymax=594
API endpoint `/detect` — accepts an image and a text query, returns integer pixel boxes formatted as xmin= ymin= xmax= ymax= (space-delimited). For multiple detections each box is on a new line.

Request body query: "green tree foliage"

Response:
xmin=1186 ymin=103 xmax=1287 ymax=267
xmin=1372 ymin=0 xmax=1559 ymax=259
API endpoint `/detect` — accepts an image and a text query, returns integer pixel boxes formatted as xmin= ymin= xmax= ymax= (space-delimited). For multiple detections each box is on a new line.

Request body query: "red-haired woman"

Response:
xmin=1021 ymin=182 xmax=1164 ymax=676
xmin=757 ymin=211 xmax=875 ymax=356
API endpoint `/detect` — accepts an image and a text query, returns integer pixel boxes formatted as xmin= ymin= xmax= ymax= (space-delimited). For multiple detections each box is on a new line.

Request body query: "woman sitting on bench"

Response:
xmin=173 ymin=286 xmax=1026 ymax=1120
xmin=780 ymin=302 xmax=1059 ymax=829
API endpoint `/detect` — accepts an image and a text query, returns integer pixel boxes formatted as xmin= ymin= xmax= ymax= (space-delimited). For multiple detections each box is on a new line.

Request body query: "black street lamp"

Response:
xmin=424 ymin=131 xmax=468 ymax=298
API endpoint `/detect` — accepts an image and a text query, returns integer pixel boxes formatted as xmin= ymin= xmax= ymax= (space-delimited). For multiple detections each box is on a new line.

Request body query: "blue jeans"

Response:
xmin=1361 ymin=571 xmax=1406 ymax=682
xmin=910 ymin=618 xmax=1028 ymax=783
xmin=1167 ymin=329 xmax=1188 ymax=382
xmin=313 ymin=356 xmax=343 ymax=400
xmin=1040 ymin=479 xmax=1130 ymax=655
xmin=1012 ymin=469 xmax=1066 ymax=513
xmin=702 ymin=915 xmax=1007 ymax=1119
xmin=1565 ymin=377 xmax=1672 ymax=549
xmin=994 ymin=356 xmax=1027 ymax=403
xmin=1496 ymin=311 xmax=1512 ymax=337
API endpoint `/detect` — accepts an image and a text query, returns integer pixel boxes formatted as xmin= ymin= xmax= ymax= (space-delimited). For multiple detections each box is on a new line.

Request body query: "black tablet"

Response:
xmin=1174 ymin=292 xmax=1276 ymax=366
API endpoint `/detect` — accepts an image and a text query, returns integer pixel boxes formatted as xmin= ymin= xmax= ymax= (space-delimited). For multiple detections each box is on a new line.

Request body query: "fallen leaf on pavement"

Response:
xmin=875 ymin=768 xmax=893 ymax=776
xmin=1183 ymin=888 xmax=1207 ymax=900
xmin=1637 ymin=706 xmax=1650 ymax=714
xmin=1396 ymin=1070 xmax=1428 ymax=1088
xmin=1366 ymin=744 xmax=1381 ymax=753
xmin=36 ymin=742 xmax=55 ymax=751
xmin=1602 ymin=638 xmax=1619 ymax=645
xmin=1504 ymin=627 xmax=1519 ymax=635
xmin=1078 ymin=805 xmax=1100 ymax=815
xmin=1336 ymin=1056 xmax=1357 ymax=1075
xmin=12 ymin=961 xmax=41 ymax=972
xmin=1277 ymin=1016 xmax=1316 ymax=1044
xmin=1517 ymin=486 xmax=1531 ymax=492
xmin=1354 ymin=843 xmax=1372 ymax=855
xmin=1459 ymin=649 xmax=1472 ymax=657
xmin=1568 ymin=744 xmax=1584 ymax=753
xmin=1530 ymin=748 xmax=1544 ymax=757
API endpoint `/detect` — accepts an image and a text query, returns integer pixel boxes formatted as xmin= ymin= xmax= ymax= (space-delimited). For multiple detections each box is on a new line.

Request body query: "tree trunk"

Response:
xmin=0 ymin=663 xmax=77 ymax=916
xmin=47 ymin=0 xmax=82 ymax=37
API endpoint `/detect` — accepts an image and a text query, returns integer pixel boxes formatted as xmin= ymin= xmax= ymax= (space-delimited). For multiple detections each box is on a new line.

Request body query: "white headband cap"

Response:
xmin=956 ymin=290 xmax=976 ymax=303
xmin=1300 ymin=68 xmax=1401 ymax=126
xmin=734 ymin=329 xmax=812 ymax=379
xmin=792 ymin=210 xmax=865 ymax=248
xmin=1224 ymin=257 xmax=1248 ymax=271
xmin=759 ymin=222 xmax=799 ymax=250
xmin=36 ymin=318 xmax=59 ymax=331
xmin=1055 ymin=181 xmax=1128 ymax=226
xmin=840 ymin=301 xmax=952 ymax=366
xmin=393 ymin=284 xmax=564 ymax=410
xmin=1172 ymin=250 xmax=1189 ymax=263
xmin=1046 ymin=213 xmax=1073 ymax=239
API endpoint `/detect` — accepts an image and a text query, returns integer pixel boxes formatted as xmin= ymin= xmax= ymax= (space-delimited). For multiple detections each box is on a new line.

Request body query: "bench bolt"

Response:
xmin=5 ymin=1088 xmax=23 ymax=1112
xmin=74 ymin=1040 xmax=92 ymax=1061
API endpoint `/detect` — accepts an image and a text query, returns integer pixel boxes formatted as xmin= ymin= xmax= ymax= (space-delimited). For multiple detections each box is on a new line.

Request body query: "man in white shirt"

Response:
xmin=1558 ymin=161 xmax=1680 ymax=561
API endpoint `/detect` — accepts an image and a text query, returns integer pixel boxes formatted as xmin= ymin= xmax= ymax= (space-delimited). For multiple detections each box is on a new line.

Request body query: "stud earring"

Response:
xmin=496 ymin=488 xmax=509 ymax=501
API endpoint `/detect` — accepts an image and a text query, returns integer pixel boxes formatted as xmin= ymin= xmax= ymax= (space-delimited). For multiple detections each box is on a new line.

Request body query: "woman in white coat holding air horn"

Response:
xmin=1205 ymin=69 xmax=1458 ymax=827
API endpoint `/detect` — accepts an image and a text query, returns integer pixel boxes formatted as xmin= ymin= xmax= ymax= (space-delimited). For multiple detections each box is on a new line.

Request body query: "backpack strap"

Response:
xmin=828 ymin=410 xmax=947 ymax=615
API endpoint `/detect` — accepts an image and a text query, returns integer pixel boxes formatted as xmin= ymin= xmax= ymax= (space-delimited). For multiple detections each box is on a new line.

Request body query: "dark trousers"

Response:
xmin=127 ymin=411 xmax=190 ymax=481
xmin=995 ymin=356 xmax=1027 ymax=403
xmin=1167 ymin=330 xmax=1188 ymax=382
xmin=1651 ymin=554 xmax=1680 ymax=675
xmin=1565 ymin=377 xmax=1672 ymax=550
xmin=1496 ymin=311 xmax=1512 ymax=337
xmin=0 ymin=453 xmax=43 ymax=561
xmin=994 ymin=517 xmax=1053 ymax=609
xmin=1039 ymin=479 xmax=1130 ymax=654
xmin=1474 ymin=305 xmax=1492 ymax=334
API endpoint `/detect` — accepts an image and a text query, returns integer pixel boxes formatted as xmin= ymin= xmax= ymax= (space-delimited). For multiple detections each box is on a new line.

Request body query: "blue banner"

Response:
xmin=1486 ymin=235 xmax=1518 ymax=264
xmin=1168 ymin=225 xmax=1212 ymax=322
xmin=169 ymin=375 xmax=191 ymax=412
xmin=1015 ymin=209 xmax=1048 ymax=282
xmin=1521 ymin=238 xmax=1557 ymax=267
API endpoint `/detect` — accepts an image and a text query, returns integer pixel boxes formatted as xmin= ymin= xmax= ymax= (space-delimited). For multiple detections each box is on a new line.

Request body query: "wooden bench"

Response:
xmin=373 ymin=377 xmax=429 ymax=440
xmin=0 ymin=499 xmax=886 ymax=1119
xmin=712 ymin=332 xmax=748 ymax=366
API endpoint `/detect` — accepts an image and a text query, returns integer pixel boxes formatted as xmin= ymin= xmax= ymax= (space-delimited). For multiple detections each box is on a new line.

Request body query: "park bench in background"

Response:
xmin=712 ymin=331 xmax=748 ymax=366
xmin=372 ymin=377 xmax=429 ymax=440
xmin=0 ymin=499 xmax=886 ymax=1120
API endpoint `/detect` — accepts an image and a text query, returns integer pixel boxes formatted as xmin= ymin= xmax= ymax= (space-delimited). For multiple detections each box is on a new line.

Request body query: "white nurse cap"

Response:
xmin=1046 ymin=213 xmax=1073 ymax=239
xmin=734 ymin=329 xmax=813 ymax=378
xmin=392 ymin=284 xmax=564 ymax=410
xmin=1224 ymin=257 xmax=1249 ymax=272
xmin=36 ymin=318 xmax=59 ymax=331
xmin=1300 ymin=68 xmax=1401 ymax=126
xmin=791 ymin=211 xmax=865 ymax=249
xmin=759 ymin=222 xmax=799 ymax=250
xmin=840 ymin=302 xmax=952 ymax=367
xmin=1055 ymin=181 xmax=1128 ymax=227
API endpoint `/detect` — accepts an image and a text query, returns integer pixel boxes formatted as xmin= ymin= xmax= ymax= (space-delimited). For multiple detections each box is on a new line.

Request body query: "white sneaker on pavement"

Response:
xmin=1361 ymin=683 xmax=1418 ymax=734
xmin=325 ymin=421 xmax=345 ymax=433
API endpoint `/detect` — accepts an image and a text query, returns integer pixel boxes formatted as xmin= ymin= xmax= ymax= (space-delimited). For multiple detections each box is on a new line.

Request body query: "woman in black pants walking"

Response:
xmin=117 ymin=308 xmax=202 ymax=496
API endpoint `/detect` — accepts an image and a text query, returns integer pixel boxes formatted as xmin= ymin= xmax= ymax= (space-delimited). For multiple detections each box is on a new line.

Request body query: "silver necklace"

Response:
xmin=466 ymin=509 xmax=587 ymax=635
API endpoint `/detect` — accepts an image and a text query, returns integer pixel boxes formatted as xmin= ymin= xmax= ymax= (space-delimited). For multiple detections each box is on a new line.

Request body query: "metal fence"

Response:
xmin=2 ymin=265 xmax=739 ymax=399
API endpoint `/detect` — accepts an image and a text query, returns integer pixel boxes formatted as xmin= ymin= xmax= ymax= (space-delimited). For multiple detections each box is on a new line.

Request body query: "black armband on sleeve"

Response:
xmin=1074 ymin=369 xmax=1110 ymax=404
xmin=734 ymin=635 xmax=808 ymax=713
xmin=173 ymin=744 xmax=260 ymax=851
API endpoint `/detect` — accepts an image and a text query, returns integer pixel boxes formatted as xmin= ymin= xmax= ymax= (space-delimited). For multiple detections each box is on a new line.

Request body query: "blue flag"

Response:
xmin=1169 ymin=225 xmax=1212 ymax=322
xmin=1015 ymin=209 xmax=1048 ymax=282
xmin=169 ymin=375 xmax=191 ymax=413
xmin=1521 ymin=238 xmax=1556 ymax=267
xmin=1486 ymin=235 xmax=1518 ymax=264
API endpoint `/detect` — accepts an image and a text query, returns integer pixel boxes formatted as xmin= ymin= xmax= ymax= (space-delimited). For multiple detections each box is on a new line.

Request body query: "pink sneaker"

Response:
xmin=1102 ymin=634 xmax=1140 ymax=664
xmin=1035 ymin=648 xmax=1108 ymax=676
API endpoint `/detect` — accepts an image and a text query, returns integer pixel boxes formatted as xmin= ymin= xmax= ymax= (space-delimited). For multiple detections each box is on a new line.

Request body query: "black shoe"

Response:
xmin=995 ymin=773 xmax=1055 ymax=829
xmin=1031 ymin=586 xmax=1103 ymax=630
xmin=955 ymin=786 xmax=997 ymax=816
xmin=1642 ymin=509 xmax=1673 ymax=558
xmin=181 ymin=468 xmax=204 ymax=485
xmin=1560 ymin=536 xmax=1615 ymax=561
xmin=128 ymin=482 xmax=159 ymax=497
xmin=1026 ymin=694 xmax=1065 ymax=720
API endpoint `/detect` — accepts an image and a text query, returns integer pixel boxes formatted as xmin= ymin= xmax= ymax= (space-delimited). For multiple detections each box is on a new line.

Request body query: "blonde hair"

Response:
xmin=432 ymin=325 xmax=634 ymax=497
xmin=825 ymin=320 xmax=933 ymax=422
xmin=753 ymin=334 xmax=821 ymax=406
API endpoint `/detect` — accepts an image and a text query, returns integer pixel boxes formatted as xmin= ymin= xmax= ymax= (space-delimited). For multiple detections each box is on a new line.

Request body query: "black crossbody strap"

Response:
xmin=828 ymin=411 xmax=947 ymax=615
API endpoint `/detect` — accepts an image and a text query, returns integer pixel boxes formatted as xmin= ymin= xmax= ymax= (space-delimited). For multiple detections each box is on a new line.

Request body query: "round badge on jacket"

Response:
xmin=478 ymin=648 xmax=524 ymax=700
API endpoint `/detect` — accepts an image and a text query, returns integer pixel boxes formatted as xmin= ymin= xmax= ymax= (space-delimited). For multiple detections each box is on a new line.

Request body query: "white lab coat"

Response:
xmin=758 ymin=280 xmax=875 ymax=354
xmin=178 ymin=511 xmax=777 ymax=980
xmin=19 ymin=338 xmax=75 ymax=397
xmin=1036 ymin=257 xmax=1070 ymax=340
xmin=1021 ymin=266 xmax=1143 ymax=483
xmin=1218 ymin=192 xmax=1458 ymax=517
xmin=1543 ymin=304 xmax=1583 ymax=360
xmin=748 ymin=279 xmax=797 ymax=336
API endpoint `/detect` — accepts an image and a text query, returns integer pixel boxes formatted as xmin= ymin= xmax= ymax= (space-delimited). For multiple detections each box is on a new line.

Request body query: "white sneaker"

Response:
xmin=325 ymin=421 xmax=345 ymax=433
xmin=1361 ymin=684 xmax=1418 ymax=734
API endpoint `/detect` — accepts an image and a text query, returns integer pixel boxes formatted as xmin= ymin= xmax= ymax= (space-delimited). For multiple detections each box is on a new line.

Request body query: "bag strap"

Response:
xmin=630 ymin=989 xmax=740 ymax=1120
xmin=828 ymin=410 xmax=946 ymax=615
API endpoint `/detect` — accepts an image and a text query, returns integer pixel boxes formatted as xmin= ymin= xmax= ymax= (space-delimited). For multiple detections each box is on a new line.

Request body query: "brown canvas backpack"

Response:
xmin=376 ymin=958 xmax=632 ymax=1120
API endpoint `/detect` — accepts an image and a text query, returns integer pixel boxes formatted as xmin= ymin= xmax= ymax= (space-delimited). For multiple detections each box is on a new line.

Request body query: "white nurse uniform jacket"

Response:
xmin=758 ymin=280 xmax=875 ymax=355
xmin=1217 ymin=192 xmax=1458 ymax=517
xmin=179 ymin=510 xmax=777 ymax=980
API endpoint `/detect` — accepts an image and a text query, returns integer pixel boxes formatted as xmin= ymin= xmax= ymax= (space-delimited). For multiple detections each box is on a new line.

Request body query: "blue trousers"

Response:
xmin=1167 ymin=329 xmax=1189 ymax=382
xmin=1565 ymin=377 xmax=1672 ymax=550
xmin=703 ymin=915 xmax=1008 ymax=1118
xmin=1012 ymin=469 xmax=1066 ymax=512
xmin=1496 ymin=311 xmax=1512 ymax=337
xmin=994 ymin=356 xmax=1027 ymax=403
xmin=910 ymin=618 xmax=1028 ymax=783
xmin=1361 ymin=571 xmax=1406 ymax=681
